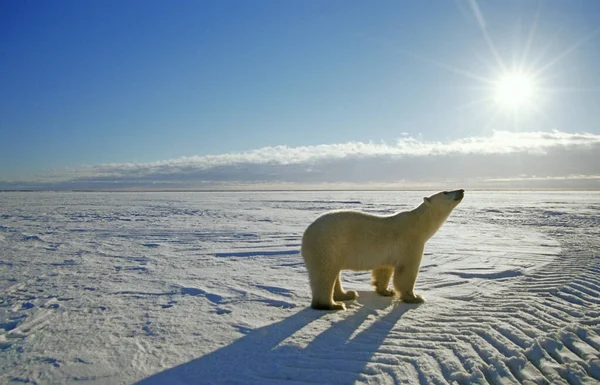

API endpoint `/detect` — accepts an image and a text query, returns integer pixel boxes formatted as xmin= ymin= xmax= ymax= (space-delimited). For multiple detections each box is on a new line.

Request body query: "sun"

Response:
xmin=493 ymin=72 xmax=536 ymax=109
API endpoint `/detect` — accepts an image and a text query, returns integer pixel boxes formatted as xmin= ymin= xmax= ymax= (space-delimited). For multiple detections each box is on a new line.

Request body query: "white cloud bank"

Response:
xmin=2 ymin=130 xmax=600 ymax=190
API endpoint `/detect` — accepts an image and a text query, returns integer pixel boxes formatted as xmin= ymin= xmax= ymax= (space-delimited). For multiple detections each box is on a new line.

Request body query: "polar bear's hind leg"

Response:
xmin=333 ymin=274 xmax=358 ymax=301
xmin=372 ymin=267 xmax=396 ymax=296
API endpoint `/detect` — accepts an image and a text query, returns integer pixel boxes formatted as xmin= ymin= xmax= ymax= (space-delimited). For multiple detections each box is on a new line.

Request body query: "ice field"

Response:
xmin=0 ymin=190 xmax=599 ymax=384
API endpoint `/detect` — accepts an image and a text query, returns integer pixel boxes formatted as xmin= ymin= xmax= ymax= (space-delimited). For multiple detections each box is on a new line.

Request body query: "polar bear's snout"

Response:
xmin=454 ymin=189 xmax=465 ymax=201
xmin=444 ymin=189 xmax=465 ymax=201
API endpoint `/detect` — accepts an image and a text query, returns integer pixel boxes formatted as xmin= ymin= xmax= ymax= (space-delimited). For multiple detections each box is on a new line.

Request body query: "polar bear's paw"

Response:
xmin=334 ymin=290 xmax=358 ymax=301
xmin=376 ymin=288 xmax=396 ymax=297
xmin=401 ymin=293 xmax=425 ymax=304
xmin=311 ymin=301 xmax=346 ymax=311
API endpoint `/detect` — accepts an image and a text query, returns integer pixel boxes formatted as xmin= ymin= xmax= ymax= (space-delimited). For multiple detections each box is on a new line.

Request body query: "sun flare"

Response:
xmin=493 ymin=72 xmax=536 ymax=109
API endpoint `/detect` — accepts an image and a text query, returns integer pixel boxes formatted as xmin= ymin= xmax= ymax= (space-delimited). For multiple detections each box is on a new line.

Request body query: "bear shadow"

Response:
xmin=135 ymin=291 xmax=422 ymax=385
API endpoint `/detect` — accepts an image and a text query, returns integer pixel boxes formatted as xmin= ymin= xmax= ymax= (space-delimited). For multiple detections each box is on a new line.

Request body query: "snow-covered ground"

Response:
xmin=0 ymin=190 xmax=599 ymax=385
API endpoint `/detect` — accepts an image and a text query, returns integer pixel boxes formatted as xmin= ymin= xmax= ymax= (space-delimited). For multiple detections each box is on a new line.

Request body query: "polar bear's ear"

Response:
xmin=423 ymin=197 xmax=432 ymax=206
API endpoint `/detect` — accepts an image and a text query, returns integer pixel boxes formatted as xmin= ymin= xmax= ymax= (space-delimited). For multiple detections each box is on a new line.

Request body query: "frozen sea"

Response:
xmin=0 ymin=190 xmax=599 ymax=384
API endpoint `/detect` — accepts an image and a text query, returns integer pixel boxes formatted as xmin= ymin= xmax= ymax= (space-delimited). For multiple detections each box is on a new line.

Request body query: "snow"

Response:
xmin=0 ymin=190 xmax=598 ymax=384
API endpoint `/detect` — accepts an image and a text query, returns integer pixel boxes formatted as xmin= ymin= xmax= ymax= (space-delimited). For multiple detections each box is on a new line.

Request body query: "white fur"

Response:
xmin=301 ymin=190 xmax=464 ymax=310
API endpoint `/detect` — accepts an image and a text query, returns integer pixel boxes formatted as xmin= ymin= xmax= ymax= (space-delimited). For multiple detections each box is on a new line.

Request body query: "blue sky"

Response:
xmin=1 ymin=0 xmax=599 ymax=189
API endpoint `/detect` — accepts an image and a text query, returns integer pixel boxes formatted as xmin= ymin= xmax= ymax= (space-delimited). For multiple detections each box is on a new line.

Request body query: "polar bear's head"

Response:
xmin=423 ymin=189 xmax=464 ymax=212
xmin=416 ymin=189 xmax=464 ymax=240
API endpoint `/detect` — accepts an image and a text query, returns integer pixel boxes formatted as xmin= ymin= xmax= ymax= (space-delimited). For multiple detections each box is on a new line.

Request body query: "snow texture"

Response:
xmin=0 ymin=191 xmax=598 ymax=384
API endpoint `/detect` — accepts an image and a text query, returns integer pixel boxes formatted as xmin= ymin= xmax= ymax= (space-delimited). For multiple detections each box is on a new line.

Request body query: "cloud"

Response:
xmin=2 ymin=130 xmax=600 ymax=190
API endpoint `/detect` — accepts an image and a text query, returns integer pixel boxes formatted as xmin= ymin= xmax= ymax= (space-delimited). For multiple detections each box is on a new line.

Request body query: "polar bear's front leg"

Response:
xmin=333 ymin=274 xmax=358 ymax=301
xmin=371 ymin=267 xmax=395 ymax=296
xmin=393 ymin=261 xmax=425 ymax=304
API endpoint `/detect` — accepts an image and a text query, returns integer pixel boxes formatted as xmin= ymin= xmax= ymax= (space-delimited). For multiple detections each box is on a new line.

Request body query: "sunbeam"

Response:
xmin=468 ymin=0 xmax=508 ymax=72
xmin=533 ymin=28 xmax=600 ymax=77
xmin=382 ymin=43 xmax=495 ymax=84
xmin=520 ymin=0 xmax=543 ymax=71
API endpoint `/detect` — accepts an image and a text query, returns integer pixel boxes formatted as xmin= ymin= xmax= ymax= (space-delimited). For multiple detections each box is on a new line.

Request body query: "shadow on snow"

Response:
xmin=136 ymin=291 xmax=422 ymax=385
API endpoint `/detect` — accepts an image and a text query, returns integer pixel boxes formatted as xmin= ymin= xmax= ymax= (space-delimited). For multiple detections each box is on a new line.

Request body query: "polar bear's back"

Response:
xmin=306 ymin=210 xmax=392 ymax=233
xmin=301 ymin=210 xmax=404 ymax=270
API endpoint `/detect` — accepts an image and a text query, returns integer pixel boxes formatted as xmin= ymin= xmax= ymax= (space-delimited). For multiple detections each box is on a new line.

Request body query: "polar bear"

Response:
xmin=301 ymin=189 xmax=464 ymax=310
